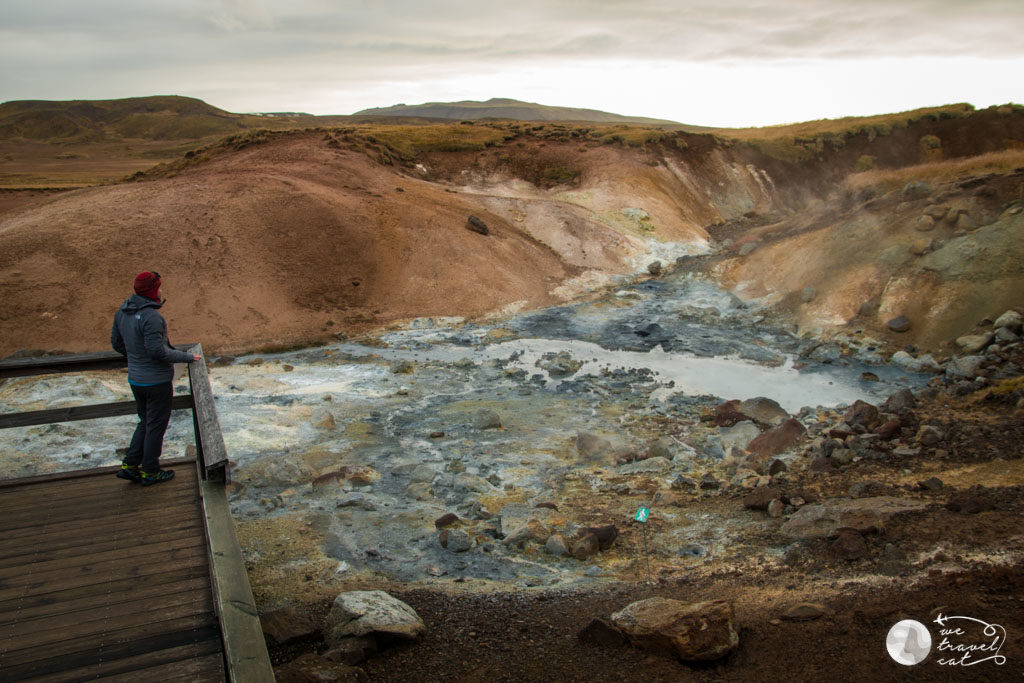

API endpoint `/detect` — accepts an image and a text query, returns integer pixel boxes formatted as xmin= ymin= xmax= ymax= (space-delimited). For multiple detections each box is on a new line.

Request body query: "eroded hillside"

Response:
xmin=1 ymin=106 xmax=1023 ymax=356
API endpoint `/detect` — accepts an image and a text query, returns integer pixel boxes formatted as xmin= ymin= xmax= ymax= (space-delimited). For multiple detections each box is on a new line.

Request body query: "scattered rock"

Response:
xmin=874 ymin=419 xmax=902 ymax=441
xmin=914 ymin=215 xmax=936 ymax=232
xmin=993 ymin=310 xmax=1022 ymax=333
xmin=390 ymin=359 xmax=414 ymax=374
xmin=915 ymin=425 xmax=944 ymax=447
xmin=572 ymin=533 xmax=600 ymax=560
xmin=887 ymin=316 xmax=912 ymax=333
xmin=843 ymin=400 xmax=880 ymax=430
xmin=610 ymin=598 xmax=739 ymax=662
xmin=274 ymin=653 xmax=367 ymax=683
xmin=439 ymin=528 xmax=473 ymax=553
xmin=580 ymin=524 xmax=619 ymax=551
xmin=882 ymin=388 xmax=917 ymax=413
xmin=742 ymin=486 xmax=782 ymax=511
xmin=618 ymin=457 xmax=672 ymax=474
xmin=323 ymin=636 xmax=377 ymax=666
xmin=473 ymin=409 xmax=503 ymax=430
xmin=767 ymin=499 xmax=785 ymax=518
xmin=829 ymin=528 xmax=868 ymax=561
xmin=699 ymin=472 xmax=721 ymax=489
xmin=860 ymin=372 xmax=880 ymax=382
xmin=324 ymin=591 xmax=426 ymax=646
xmin=747 ymin=418 xmax=807 ymax=458
xmin=738 ymin=397 xmax=790 ymax=426
xmin=800 ymin=286 xmax=816 ymax=303
xmin=578 ymin=617 xmax=627 ymax=647
xmin=647 ymin=261 xmax=663 ymax=276
xmin=712 ymin=400 xmax=749 ymax=427
xmin=781 ymin=497 xmax=928 ymax=538
xmin=946 ymin=355 xmax=984 ymax=378
xmin=261 ymin=607 xmax=319 ymax=647
xmin=545 ymin=533 xmax=570 ymax=556
xmin=917 ymin=477 xmax=943 ymax=491
xmin=467 ymin=215 xmax=489 ymax=235
xmin=902 ymin=181 xmax=932 ymax=200
xmin=434 ymin=512 xmax=459 ymax=528
xmin=781 ymin=603 xmax=827 ymax=621
xmin=311 ymin=406 xmax=338 ymax=431
xmin=503 ymin=519 xmax=551 ymax=548
xmin=945 ymin=491 xmax=996 ymax=514
xmin=575 ymin=432 xmax=616 ymax=465
xmin=956 ymin=333 xmax=994 ymax=353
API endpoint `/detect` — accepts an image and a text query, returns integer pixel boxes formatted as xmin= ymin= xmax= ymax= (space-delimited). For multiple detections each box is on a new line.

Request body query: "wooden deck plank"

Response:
xmin=0 ymin=495 xmax=199 ymax=539
xmin=0 ymin=524 xmax=203 ymax=568
xmin=0 ymin=495 xmax=200 ymax=535
xmin=27 ymin=641 xmax=224 ymax=683
xmin=91 ymin=652 xmax=226 ymax=683
xmin=2 ymin=593 xmax=215 ymax=654
xmin=0 ymin=499 xmax=201 ymax=543
xmin=0 ymin=622 xmax=222 ymax=680
xmin=0 ymin=565 xmax=210 ymax=618
xmin=0 ymin=546 xmax=210 ymax=601
xmin=0 ymin=534 xmax=206 ymax=581
xmin=0 ymin=574 xmax=211 ymax=627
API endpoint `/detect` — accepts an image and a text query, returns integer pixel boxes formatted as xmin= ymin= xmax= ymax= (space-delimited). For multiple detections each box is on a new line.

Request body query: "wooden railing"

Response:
xmin=0 ymin=343 xmax=228 ymax=481
xmin=0 ymin=345 xmax=272 ymax=682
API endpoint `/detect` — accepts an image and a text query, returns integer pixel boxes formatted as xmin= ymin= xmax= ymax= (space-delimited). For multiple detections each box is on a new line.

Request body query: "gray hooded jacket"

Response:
xmin=111 ymin=294 xmax=193 ymax=385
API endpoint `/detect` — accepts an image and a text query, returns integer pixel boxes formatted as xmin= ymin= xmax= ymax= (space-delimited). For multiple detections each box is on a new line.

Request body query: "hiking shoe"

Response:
xmin=116 ymin=463 xmax=142 ymax=483
xmin=140 ymin=469 xmax=175 ymax=486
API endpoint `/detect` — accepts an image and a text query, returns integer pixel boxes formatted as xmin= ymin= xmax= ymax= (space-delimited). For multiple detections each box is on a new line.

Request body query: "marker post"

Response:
xmin=634 ymin=507 xmax=651 ymax=584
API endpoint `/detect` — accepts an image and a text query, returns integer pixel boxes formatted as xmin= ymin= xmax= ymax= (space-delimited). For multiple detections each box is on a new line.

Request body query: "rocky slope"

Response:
xmin=3 ymin=106 xmax=1022 ymax=359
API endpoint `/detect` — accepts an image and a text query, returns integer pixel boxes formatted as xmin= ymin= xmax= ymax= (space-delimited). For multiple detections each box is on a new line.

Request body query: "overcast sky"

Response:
xmin=1 ymin=0 xmax=1021 ymax=127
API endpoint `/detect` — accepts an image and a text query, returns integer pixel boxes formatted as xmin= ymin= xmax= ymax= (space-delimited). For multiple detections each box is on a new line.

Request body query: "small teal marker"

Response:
xmin=635 ymin=507 xmax=649 ymax=523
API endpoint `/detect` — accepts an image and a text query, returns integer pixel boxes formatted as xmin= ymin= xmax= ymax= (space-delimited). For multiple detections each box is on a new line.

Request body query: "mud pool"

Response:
xmin=0 ymin=273 xmax=927 ymax=589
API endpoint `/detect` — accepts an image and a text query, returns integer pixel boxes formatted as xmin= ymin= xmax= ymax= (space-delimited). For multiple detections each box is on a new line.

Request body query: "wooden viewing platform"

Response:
xmin=0 ymin=347 xmax=273 ymax=682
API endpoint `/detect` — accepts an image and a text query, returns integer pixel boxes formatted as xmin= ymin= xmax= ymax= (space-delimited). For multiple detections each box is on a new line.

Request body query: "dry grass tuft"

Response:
xmin=844 ymin=149 xmax=1024 ymax=193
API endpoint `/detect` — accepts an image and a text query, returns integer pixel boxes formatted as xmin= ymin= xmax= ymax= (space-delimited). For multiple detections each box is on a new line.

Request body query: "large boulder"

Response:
xmin=610 ymin=598 xmax=739 ymax=661
xmin=746 ymin=418 xmax=807 ymax=458
xmin=781 ymin=497 xmax=928 ymax=539
xmin=719 ymin=421 xmax=761 ymax=451
xmin=955 ymin=333 xmax=994 ymax=353
xmin=738 ymin=397 xmax=790 ymax=426
xmin=993 ymin=310 xmax=1022 ymax=333
xmin=324 ymin=591 xmax=425 ymax=646
xmin=946 ymin=355 xmax=985 ymax=378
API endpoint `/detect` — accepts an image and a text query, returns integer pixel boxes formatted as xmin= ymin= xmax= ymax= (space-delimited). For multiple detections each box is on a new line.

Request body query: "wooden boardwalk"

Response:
xmin=0 ymin=458 xmax=227 ymax=681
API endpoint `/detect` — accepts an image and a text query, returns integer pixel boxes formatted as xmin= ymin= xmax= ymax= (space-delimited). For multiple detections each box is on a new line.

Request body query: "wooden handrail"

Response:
xmin=185 ymin=343 xmax=230 ymax=482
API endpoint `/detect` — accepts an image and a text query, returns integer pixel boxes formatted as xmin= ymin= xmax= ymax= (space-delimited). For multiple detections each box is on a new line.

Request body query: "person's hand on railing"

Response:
xmin=192 ymin=354 xmax=202 ymax=362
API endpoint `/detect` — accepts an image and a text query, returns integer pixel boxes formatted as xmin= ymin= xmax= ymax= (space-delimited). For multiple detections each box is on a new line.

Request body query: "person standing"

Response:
xmin=111 ymin=271 xmax=201 ymax=486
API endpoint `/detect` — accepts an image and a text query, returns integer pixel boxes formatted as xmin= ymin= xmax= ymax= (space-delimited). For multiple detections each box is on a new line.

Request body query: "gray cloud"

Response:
xmin=0 ymin=0 xmax=1020 ymax=118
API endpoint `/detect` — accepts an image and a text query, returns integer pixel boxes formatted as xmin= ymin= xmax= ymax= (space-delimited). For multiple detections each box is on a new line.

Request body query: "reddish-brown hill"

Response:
xmin=2 ymin=106 xmax=1023 ymax=356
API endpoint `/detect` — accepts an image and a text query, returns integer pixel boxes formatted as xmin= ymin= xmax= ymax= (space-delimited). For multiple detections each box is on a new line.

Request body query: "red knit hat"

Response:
xmin=133 ymin=271 xmax=161 ymax=300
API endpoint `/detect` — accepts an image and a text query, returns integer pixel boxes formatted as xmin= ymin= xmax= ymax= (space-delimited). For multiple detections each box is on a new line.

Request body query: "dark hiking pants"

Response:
xmin=124 ymin=382 xmax=173 ymax=473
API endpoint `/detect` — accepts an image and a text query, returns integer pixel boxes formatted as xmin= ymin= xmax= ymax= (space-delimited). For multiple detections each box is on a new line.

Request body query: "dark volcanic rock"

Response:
xmin=578 ymin=617 xmax=628 ymax=647
xmin=747 ymin=418 xmax=807 ymax=457
xmin=467 ymin=215 xmax=489 ymax=235
xmin=844 ymin=400 xmax=880 ymax=430
xmin=261 ymin=607 xmax=319 ymax=647
xmin=887 ymin=315 xmax=912 ymax=333
xmin=742 ymin=486 xmax=782 ymax=511
xmin=829 ymin=528 xmax=868 ymax=561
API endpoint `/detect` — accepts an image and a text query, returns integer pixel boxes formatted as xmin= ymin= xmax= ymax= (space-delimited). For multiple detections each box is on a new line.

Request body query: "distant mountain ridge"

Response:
xmin=354 ymin=98 xmax=686 ymax=126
